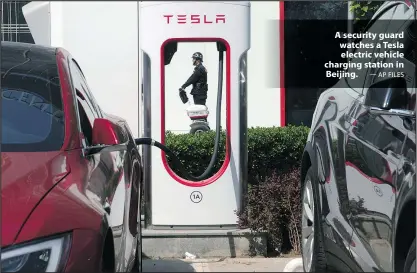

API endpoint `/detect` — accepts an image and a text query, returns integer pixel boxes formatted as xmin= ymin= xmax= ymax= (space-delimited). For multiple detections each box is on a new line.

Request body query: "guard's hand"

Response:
xmin=179 ymin=87 xmax=185 ymax=92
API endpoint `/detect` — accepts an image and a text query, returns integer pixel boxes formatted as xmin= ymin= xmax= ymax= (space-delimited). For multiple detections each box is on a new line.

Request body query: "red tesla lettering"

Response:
xmin=203 ymin=15 xmax=212 ymax=24
xmin=191 ymin=14 xmax=200 ymax=24
xmin=164 ymin=15 xmax=173 ymax=24
xmin=177 ymin=15 xmax=186 ymax=24
xmin=163 ymin=14 xmax=226 ymax=24
xmin=216 ymin=15 xmax=226 ymax=23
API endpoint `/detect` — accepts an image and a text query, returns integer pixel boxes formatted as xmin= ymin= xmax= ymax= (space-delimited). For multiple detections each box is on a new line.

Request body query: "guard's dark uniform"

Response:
xmin=181 ymin=63 xmax=208 ymax=105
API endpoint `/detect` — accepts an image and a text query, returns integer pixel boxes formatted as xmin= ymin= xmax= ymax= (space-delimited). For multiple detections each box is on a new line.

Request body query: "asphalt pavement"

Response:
xmin=142 ymin=257 xmax=304 ymax=272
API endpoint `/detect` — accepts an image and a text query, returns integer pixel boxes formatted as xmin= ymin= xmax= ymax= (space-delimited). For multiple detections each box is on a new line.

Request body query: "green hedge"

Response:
xmin=165 ymin=125 xmax=309 ymax=184
xmin=164 ymin=125 xmax=309 ymax=255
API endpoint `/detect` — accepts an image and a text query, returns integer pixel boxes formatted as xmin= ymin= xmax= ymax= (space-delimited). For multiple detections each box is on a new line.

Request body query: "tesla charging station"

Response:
xmin=140 ymin=1 xmax=250 ymax=228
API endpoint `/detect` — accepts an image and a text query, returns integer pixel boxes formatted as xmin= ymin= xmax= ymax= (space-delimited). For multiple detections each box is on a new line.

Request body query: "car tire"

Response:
xmin=301 ymin=167 xmax=328 ymax=272
xmin=404 ymin=239 xmax=416 ymax=272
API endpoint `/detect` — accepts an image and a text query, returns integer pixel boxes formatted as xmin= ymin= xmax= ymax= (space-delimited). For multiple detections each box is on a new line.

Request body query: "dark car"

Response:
xmin=1 ymin=42 xmax=143 ymax=272
xmin=300 ymin=1 xmax=416 ymax=272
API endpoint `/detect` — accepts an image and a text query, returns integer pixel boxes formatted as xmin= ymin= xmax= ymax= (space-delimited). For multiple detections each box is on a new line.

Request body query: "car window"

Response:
xmin=345 ymin=4 xmax=398 ymax=93
xmin=365 ymin=5 xmax=413 ymax=86
xmin=70 ymin=63 xmax=98 ymax=124
xmin=70 ymin=62 xmax=99 ymax=115
xmin=1 ymin=50 xmax=65 ymax=152
xmin=77 ymin=94 xmax=96 ymax=130
xmin=365 ymin=6 xmax=415 ymax=110
xmin=77 ymin=98 xmax=94 ymax=146
xmin=356 ymin=111 xmax=406 ymax=154
xmin=71 ymin=59 xmax=102 ymax=116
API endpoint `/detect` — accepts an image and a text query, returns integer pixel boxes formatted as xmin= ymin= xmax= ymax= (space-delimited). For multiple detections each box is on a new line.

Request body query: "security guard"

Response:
xmin=179 ymin=52 xmax=208 ymax=105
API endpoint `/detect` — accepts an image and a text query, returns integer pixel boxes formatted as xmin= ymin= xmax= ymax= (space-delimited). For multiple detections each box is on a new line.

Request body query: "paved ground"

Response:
xmin=143 ymin=257 xmax=303 ymax=272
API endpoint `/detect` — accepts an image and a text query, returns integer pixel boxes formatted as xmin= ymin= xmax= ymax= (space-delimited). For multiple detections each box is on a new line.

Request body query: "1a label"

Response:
xmin=190 ymin=191 xmax=203 ymax=203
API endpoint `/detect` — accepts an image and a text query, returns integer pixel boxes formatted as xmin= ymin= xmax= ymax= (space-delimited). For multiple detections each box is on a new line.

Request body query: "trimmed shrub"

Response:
xmin=165 ymin=125 xmax=309 ymax=183
xmin=165 ymin=130 xmax=227 ymax=178
xmin=246 ymin=125 xmax=309 ymax=183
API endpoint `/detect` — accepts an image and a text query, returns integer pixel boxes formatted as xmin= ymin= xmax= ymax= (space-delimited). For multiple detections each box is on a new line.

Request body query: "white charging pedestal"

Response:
xmin=140 ymin=1 xmax=250 ymax=228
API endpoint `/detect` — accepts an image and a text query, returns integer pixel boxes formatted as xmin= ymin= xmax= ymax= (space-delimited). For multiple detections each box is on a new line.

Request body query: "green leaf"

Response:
xmin=350 ymin=3 xmax=360 ymax=9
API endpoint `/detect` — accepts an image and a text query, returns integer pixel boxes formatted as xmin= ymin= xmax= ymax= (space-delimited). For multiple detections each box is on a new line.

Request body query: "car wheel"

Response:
xmin=404 ymin=239 xmax=416 ymax=272
xmin=301 ymin=167 xmax=327 ymax=272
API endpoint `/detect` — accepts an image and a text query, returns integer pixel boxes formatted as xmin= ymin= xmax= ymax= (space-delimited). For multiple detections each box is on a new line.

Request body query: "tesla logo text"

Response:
xmin=163 ymin=14 xmax=226 ymax=24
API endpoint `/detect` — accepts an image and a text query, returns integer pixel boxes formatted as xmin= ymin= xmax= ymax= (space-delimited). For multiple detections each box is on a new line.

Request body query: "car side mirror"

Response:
xmin=91 ymin=118 xmax=119 ymax=146
xmin=365 ymin=77 xmax=415 ymax=118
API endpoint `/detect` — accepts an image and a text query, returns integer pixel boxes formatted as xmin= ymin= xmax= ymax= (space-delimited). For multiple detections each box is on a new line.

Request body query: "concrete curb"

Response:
xmin=142 ymin=228 xmax=267 ymax=259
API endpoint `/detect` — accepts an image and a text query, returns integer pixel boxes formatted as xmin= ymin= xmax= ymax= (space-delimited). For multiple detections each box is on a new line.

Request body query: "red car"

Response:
xmin=1 ymin=42 xmax=143 ymax=272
